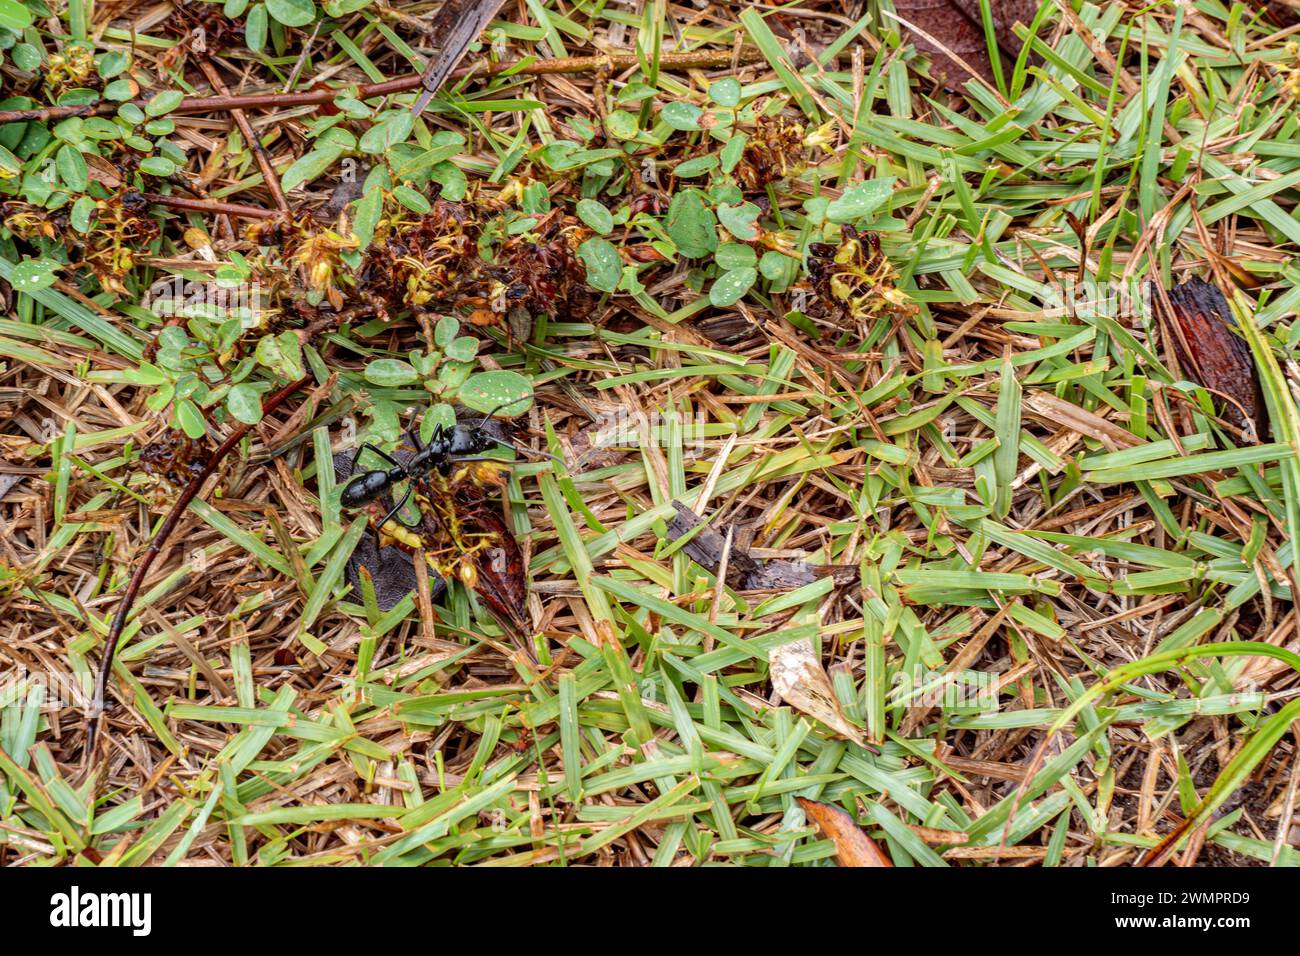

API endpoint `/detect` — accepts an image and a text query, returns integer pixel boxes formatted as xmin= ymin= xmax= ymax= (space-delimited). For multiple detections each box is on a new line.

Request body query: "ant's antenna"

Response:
xmin=472 ymin=397 xmax=529 ymax=428
xmin=467 ymin=398 xmax=562 ymax=465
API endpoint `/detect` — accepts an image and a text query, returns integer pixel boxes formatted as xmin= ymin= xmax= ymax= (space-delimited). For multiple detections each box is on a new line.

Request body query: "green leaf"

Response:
xmin=139 ymin=156 xmax=176 ymax=177
xmin=429 ymin=161 xmax=466 ymax=201
xmin=443 ymin=337 xmax=477 ymax=364
xmin=0 ymin=0 xmax=33 ymax=32
xmin=393 ymin=184 xmax=430 ymax=214
xmin=673 ymin=154 xmax=718 ymax=178
xmin=578 ymin=236 xmax=621 ymax=293
xmin=176 ymin=398 xmax=208 ymax=437
xmin=665 ymin=189 xmax=718 ymax=259
xmin=605 ymin=110 xmax=639 ymax=140
xmin=254 ymin=331 xmax=305 ymax=380
xmin=266 ymin=0 xmax=316 ymax=27
xmin=70 ymin=195 xmax=96 ymax=232
xmin=245 ymin=3 xmax=268 ymax=51
xmin=457 ymin=370 xmax=533 ymax=416
xmin=352 ymin=186 xmax=383 ymax=251
xmin=365 ymin=359 xmax=418 ymax=387
xmin=103 ymin=79 xmax=136 ymax=101
xmin=226 ymin=384 xmax=265 ymax=425
xmin=826 ymin=178 xmax=895 ymax=224
xmin=56 ymin=145 xmax=88 ymax=191
xmin=360 ymin=111 xmax=413 ymax=154
xmin=145 ymin=90 xmax=184 ymax=117
xmin=660 ymin=102 xmax=703 ymax=131
xmin=434 ymin=316 xmax=460 ymax=348
xmin=720 ymin=133 xmax=747 ymax=173
xmin=576 ymin=198 xmax=613 ymax=235
xmin=717 ymin=201 xmax=760 ymax=241
xmin=96 ymin=49 xmax=131 ymax=79
xmin=280 ymin=145 xmax=342 ymax=192
xmin=709 ymin=267 xmax=756 ymax=307
xmin=715 ymin=243 xmax=756 ymax=270
xmin=709 ymin=78 xmax=742 ymax=108
xmin=11 ymin=42 xmax=41 ymax=72
xmin=9 ymin=257 xmax=59 ymax=292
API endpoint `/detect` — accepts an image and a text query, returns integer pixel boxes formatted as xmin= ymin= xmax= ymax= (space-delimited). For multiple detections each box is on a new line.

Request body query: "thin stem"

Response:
xmin=0 ymin=50 xmax=762 ymax=124
xmin=141 ymin=192 xmax=277 ymax=220
xmin=87 ymin=377 xmax=309 ymax=758
xmin=196 ymin=59 xmax=291 ymax=215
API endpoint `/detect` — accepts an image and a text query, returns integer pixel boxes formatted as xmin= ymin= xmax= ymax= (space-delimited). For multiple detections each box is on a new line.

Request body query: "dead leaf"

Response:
xmin=891 ymin=0 xmax=1037 ymax=88
xmin=797 ymin=797 xmax=893 ymax=867
xmin=460 ymin=497 xmax=530 ymax=638
xmin=770 ymin=638 xmax=865 ymax=745
xmin=1164 ymin=277 xmax=1265 ymax=437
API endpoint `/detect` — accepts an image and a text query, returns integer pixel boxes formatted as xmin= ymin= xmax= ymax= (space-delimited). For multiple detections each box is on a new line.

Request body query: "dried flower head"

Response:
xmin=362 ymin=199 xmax=482 ymax=320
xmin=139 ymin=429 xmax=211 ymax=487
xmin=807 ymin=225 xmax=912 ymax=328
xmin=44 ymin=45 xmax=97 ymax=97
xmin=737 ymin=114 xmax=807 ymax=191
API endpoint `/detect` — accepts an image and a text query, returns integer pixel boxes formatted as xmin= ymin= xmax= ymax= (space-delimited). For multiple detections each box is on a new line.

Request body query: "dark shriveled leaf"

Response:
xmin=1164 ymin=278 xmax=1265 ymax=437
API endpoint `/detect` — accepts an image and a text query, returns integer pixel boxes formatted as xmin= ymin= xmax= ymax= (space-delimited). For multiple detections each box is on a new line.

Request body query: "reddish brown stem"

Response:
xmin=141 ymin=192 xmax=277 ymax=220
xmin=196 ymin=60 xmax=291 ymax=215
xmin=0 ymin=50 xmax=762 ymax=124
xmin=87 ymin=377 xmax=309 ymax=758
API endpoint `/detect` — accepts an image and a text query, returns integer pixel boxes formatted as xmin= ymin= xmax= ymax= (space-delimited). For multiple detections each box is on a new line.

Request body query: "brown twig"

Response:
xmin=87 ymin=377 xmax=310 ymax=758
xmin=196 ymin=59 xmax=291 ymax=215
xmin=0 ymin=50 xmax=763 ymax=124
xmin=141 ymin=192 xmax=277 ymax=220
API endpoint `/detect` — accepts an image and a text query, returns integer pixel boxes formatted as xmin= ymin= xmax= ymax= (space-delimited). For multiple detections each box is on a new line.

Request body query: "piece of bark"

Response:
xmin=667 ymin=501 xmax=857 ymax=590
xmin=1164 ymin=277 xmax=1265 ymax=437
xmin=667 ymin=500 xmax=765 ymax=590
xmin=797 ymin=797 xmax=894 ymax=867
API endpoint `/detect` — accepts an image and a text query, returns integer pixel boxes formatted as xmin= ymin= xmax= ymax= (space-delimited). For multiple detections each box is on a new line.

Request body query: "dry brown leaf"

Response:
xmin=769 ymin=638 xmax=864 ymax=745
xmin=797 ymin=797 xmax=893 ymax=867
xmin=892 ymin=0 xmax=1037 ymax=87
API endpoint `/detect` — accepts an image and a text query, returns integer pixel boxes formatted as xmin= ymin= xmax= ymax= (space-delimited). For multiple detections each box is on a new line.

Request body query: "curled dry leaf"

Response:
xmin=796 ymin=797 xmax=893 ymax=867
xmin=769 ymin=638 xmax=865 ymax=745
xmin=1164 ymin=277 xmax=1265 ymax=437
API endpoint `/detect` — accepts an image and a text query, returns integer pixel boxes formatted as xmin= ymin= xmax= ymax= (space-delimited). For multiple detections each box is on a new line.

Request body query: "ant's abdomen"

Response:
xmin=341 ymin=470 xmax=390 ymax=507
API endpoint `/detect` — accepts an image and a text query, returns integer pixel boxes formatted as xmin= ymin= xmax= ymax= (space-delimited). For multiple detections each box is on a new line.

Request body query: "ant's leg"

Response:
xmin=376 ymin=482 xmax=414 ymax=531
xmin=352 ymin=442 xmax=403 ymax=474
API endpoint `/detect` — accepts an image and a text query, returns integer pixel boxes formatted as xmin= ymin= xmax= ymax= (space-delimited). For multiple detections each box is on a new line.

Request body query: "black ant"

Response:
xmin=340 ymin=401 xmax=553 ymax=531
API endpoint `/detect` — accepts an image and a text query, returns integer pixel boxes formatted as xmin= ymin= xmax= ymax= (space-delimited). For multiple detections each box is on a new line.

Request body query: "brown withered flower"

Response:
xmin=484 ymin=225 xmax=590 ymax=322
xmin=139 ymin=429 xmax=211 ymax=487
xmin=360 ymin=199 xmax=482 ymax=321
xmin=806 ymin=225 xmax=912 ymax=329
xmin=81 ymin=192 xmax=161 ymax=294
xmin=737 ymin=115 xmax=807 ymax=192
xmin=43 ymin=45 xmax=98 ymax=98
xmin=161 ymin=0 xmax=244 ymax=54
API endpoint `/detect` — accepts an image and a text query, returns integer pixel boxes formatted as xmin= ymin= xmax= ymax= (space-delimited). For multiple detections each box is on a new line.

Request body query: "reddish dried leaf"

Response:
xmin=1164 ymin=278 xmax=1264 ymax=436
xmin=797 ymin=798 xmax=893 ymax=867
xmin=461 ymin=498 xmax=530 ymax=636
